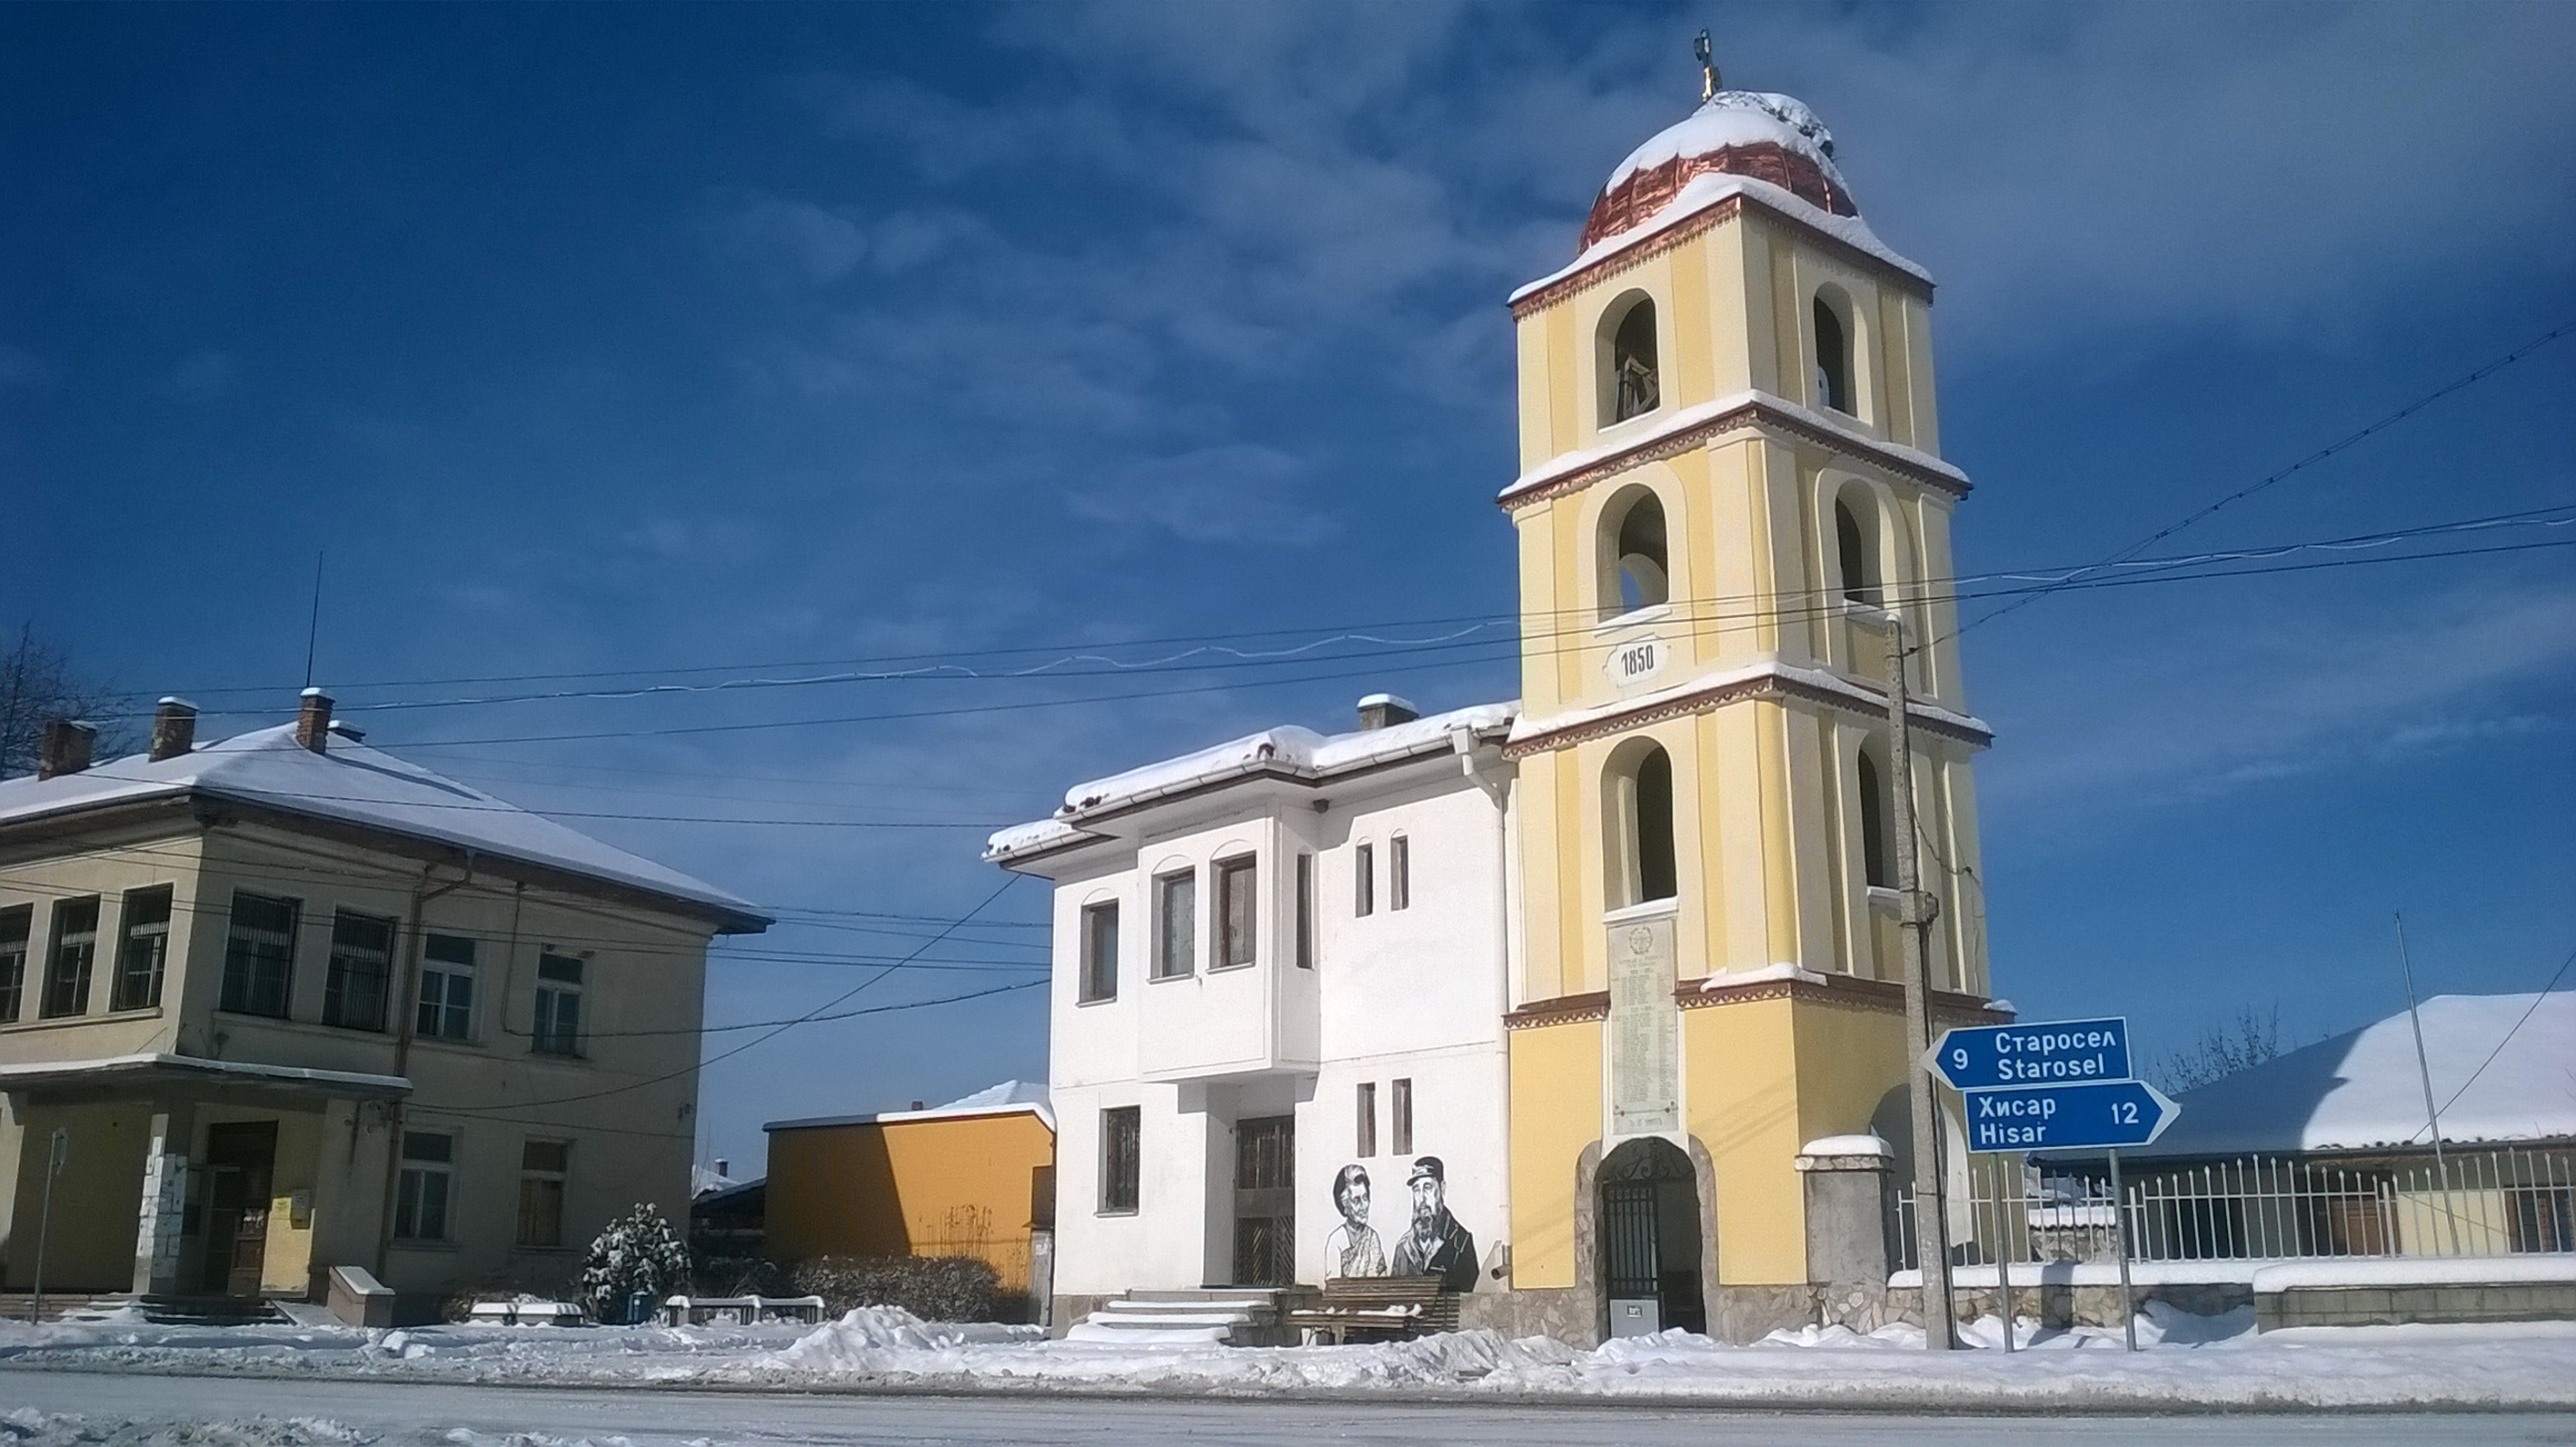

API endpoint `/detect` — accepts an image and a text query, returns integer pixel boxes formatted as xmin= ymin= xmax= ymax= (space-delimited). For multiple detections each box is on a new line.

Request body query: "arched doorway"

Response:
xmin=1597 ymin=1136 xmax=1706 ymax=1336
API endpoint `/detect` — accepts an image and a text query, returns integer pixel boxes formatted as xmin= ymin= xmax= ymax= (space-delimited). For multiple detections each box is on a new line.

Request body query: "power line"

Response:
xmin=2411 ymin=941 xmax=2576 ymax=1143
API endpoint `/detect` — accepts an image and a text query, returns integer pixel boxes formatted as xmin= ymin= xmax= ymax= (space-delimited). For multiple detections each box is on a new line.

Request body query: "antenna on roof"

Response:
xmin=1695 ymin=29 xmax=1719 ymax=101
xmin=303 ymin=551 xmax=324 ymax=691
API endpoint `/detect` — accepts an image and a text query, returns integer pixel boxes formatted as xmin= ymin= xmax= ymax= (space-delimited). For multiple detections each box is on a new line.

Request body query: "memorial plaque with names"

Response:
xmin=1606 ymin=913 xmax=1678 ymax=1134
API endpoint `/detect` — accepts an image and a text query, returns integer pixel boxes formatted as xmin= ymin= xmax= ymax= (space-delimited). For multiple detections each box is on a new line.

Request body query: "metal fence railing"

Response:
xmin=1894 ymin=1145 xmax=2576 ymax=1272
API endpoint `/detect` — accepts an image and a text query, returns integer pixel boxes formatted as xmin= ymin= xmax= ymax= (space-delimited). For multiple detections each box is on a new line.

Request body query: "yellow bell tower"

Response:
xmin=1497 ymin=75 xmax=2002 ymax=1337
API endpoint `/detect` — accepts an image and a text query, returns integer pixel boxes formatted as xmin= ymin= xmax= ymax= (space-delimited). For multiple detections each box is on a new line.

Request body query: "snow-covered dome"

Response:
xmin=1580 ymin=90 xmax=1857 ymax=251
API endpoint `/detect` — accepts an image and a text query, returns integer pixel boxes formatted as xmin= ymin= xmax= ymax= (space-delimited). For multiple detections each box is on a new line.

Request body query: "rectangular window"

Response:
xmin=1079 ymin=901 xmax=1119 ymax=1003
xmin=532 ymin=953 xmax=584 ymax=1056
xmin=220 ymin=892 xmax=299 ymax=1018
xmin=417 ymin=933 xmax=477 ymax=1041
xmin=322 ymin=910 xmax=397 ymax=1032
xmin=1294 ymin=853 xmax=1314 ymax=970
xmin=1389 ymin=834 xmax=1411 ymax=911
xmin=2509 ymin=1187 xmax=2573 ymax=1253
xmin=0 ymin=904 xmax=29 ymax=1022
xmin=110 ymin=887 xmax=172 ymax=1012
xmin=1354 ymin=843 xmax=1375 ymax=917
xmin=1100 ymin=1106 xmax=1141 ymax=1212
xmin=39 ymin=897 xmax=99 ymax=1019
xmin=516 ymin=1139 xmax=570 ymax=1249
xmin=1215 ymin=855 xmax=1257 ymax=969
xmin=394 ymin=1131 xmax=454 ymax=1241
xmin=1357 ymin=1082 xmax=1378 ymax=1158
xmin=1151 ymin=870 xmax=1195 ymax=980
xmin=1392 ymin=1076 xmax=1414 ymax=1155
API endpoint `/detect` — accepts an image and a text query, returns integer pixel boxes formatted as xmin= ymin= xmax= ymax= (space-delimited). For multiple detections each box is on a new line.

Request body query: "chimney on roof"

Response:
xmin=294 ymin=689 xmax=333 ymax=753
xmin=36 ymin=720 xmax=96 ymax=780
xmin=713 ymin=1158 xmax=730 ymax=1178
xmin=1357 ymin=694 xmax=1419 ymax=731
xmin=910 ymin=1100 xmax=926 ymax=1112
xmin=150 ymin=698 xmax=198 ymax=763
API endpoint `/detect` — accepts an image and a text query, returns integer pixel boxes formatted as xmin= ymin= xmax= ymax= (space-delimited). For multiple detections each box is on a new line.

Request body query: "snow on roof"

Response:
xmin=1512 ymin=171 xmax=1930 ymax=310
xmin=986 ymin=701 xmax=1515 ymax=863
xmin=0 ymin=724 xmax=767 ymax=929
xmin=1604 ymin=92 xmax=1850 ymax=197
xmin=2126 ymin=993 xmax=2576 ymax=1158
xmin=766 ymin=1079 xmax=1054 ymax=1133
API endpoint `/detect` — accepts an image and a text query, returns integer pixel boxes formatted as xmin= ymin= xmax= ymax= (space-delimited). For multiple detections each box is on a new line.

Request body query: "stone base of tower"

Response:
xmin=1501 ymin=972 xmax=2006 ymax=1345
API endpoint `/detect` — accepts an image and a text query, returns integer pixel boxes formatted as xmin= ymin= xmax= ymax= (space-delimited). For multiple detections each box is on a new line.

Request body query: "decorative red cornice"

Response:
xmin=1499 ymin=394 xmax=1968 ymax=516
xmin=1505 ymin=974 xmax=2009 ymax=1031
xmin=1511 ymin=186 xmax=1931 ymax=323
xmin=1500 ymin=665 xmax=1994 ymax=762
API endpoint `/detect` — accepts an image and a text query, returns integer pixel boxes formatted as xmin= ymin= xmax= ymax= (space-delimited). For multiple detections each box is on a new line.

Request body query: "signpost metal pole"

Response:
xmin=29 ymin=1127 xmax=66 ymax=1324
xmin=1885 ymin=615 xmax=1955 ymax=1349
xmin=1990 ymin=1153 xmax=2015 ymax=1353
xmin=2107 ymin=1146 xmax=2137 ymax=1352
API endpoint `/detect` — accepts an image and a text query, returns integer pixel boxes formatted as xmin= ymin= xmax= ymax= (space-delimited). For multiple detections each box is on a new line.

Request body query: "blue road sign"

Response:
xmin=1961 ymin=1079 xmax=2178 ymax=1153
xmin=1925 ymin=1017 xmax=2132 ymax=1092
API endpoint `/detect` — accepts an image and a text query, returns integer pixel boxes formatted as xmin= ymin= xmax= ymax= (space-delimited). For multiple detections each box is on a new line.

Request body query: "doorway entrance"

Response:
xmin=199 ymin=1121 xmax=278 ymax=1298
xmin=1231 ymin=1115 xmax=1296 ymax=1286
xmin=1598 ymin=1136 xmax=1705 ymax=1335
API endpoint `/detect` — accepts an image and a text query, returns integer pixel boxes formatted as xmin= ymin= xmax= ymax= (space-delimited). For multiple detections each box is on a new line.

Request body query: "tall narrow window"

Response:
xmin=517 ymin=1139 xmax=571 ymax=1249
xmin=532 ymin=953 xmax=584 ymax=1056
xmin=1100 ymin=1106 xmax=1141 ymax=1212
xmin=1602 ymin=488 xmax=1670 ymax=618
xmin=395 ymin=1131 xmax=455 ymax=1241
xmin=221 ymin=892 xmax=298 ymax=1018
xmin=0 ymin=904 xmax=30 ymax=1023
xmin=1151 ymin=870 xmax=1196 ymax=980
xmin=112 ymin=886 xmax=173 ymax=1012
xmin=1354 ymin=843 xmax=1375 ymax=917
xmin=1215 ymin=855 xmax=1258 ymax=968
xmin=323 ymin=909 xmax=397 ymax=1032
xmin=1294 ymin=853 xmax=1315 ymax=970
xmin=1607 ymin=294 xmax=1660 ymax=423
xmin=1814 ymin=294 xmax=1853 ymax=413
xmin=1357 ymin=1082 xmax=1378 ymax=1158
xmin=1388 ymin=835 xmax=1411 ymax=911
xmin=1856 ymin=752 xmax=1893 ymax=890
xmin=1607 ymin=743 xmax=1679 ymax=908
xmin=1391 ymin=1077 xmax=1415 ymax=1156
xmin=1079 ymin=901 xmax=1119 ymax=1003
xmin=418 ymin=933 xmax=477 ymax=1041
xmin=40 ymin=897 xmax=98 ymax=1018
xmin=1835 ymin=496 xmax=1877 ymax=606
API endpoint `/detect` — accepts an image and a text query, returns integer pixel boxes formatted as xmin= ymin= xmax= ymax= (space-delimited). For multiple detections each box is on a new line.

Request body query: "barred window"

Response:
xmin=323 ymin=910 xmax=397 ymax=1032
xmin=1101 ymin=1106 xmax=1141 ymax=1213
xmin=221 ymin=892 xmax=299 ymax=1018
xmin=111 ymin=886 xmax=172 ymax=1012
xmin=40 ymin=897 xmax=99 ymax=1019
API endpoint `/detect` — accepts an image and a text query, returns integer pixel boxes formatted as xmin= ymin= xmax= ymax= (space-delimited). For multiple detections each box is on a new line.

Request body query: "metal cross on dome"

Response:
xmin=1695 ymin=30 xmax=1720 ymax=101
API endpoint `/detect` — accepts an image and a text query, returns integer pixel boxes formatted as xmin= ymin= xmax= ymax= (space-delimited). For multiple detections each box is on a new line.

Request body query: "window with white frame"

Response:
xmin=1294 ymin=853 xmax=1314 ymax=970
xmin=418 ymin=933 xmax=476 ymax=1041
xmin=1151 ymin=870 xmax=1195 ymax=980
xmin=111 ymin=886 xmax=172 ymax=1012
xmin=1389 ymin=834 xmax=1410 ymax=911
xmin=1215 ymin=854 xmax=1257 ymax=969
xmin=1100 ymin=1106 xmax=1141 ymax=1212
xmin=323 ymin=909 xmax=397 ymax=1032
xmin=220 ymin=891 xmax=298 ymax=1018
xmin=532 ymin=952 xmax=584 ymax=1056
xmin=517 ymin=1139 xmax=570 ymax=1248
xmin=394 ymin=1130 xmax=455 ymax=1241
xmin=1079 ymin=901 xmax=1119 ymax=1003
xmin=1357 ymin=1081 xmax=1378 ymax=1158
xmin=1354 ymin=843 xmax=1375 ymax=917
xmin=39 ymin=896 xmax=97 ymax=1019
xmin=1392 ymin=1077 xmax=1415 ymax=1155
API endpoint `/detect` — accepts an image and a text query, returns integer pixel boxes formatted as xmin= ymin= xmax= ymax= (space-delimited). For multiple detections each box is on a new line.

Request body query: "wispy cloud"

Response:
xmin=1071 ymin=444 xmax=1337 ymax=546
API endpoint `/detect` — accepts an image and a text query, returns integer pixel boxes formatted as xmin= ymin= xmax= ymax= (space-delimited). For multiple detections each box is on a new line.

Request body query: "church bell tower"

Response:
xmin=1497 ymin=65 xmax=2001 ymax=1333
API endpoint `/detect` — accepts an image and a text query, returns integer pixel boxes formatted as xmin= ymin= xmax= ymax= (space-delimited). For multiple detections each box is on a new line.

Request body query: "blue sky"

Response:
xmin=5 ymin=3 xmax=2571 ymax=1174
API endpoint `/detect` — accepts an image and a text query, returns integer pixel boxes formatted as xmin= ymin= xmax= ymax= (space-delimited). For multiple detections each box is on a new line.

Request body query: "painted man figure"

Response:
xmin=1388 ymin=1155 xmax=1477 ymax=1290
xmin=1323 ymin=1163 xmax=1387 ymax=1278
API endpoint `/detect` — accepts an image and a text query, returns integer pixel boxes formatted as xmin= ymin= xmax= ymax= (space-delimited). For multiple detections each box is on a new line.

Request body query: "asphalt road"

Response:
xmin=3 ymin=1370 xmax=2572 ymax=1447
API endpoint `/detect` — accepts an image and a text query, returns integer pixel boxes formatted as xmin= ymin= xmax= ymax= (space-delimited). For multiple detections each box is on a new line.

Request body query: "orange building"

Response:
xmin=763 ymin=1082 xmax=1056 ymax=1314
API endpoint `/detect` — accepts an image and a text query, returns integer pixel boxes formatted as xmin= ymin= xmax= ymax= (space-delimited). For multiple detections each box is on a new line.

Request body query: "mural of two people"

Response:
xmin=1327 ymin=1155 xmax=1478 ymax=1290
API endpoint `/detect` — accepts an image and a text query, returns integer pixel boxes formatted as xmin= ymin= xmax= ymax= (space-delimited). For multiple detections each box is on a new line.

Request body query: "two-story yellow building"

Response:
xmin=0 ymin=694 xmax=767 ymax=1318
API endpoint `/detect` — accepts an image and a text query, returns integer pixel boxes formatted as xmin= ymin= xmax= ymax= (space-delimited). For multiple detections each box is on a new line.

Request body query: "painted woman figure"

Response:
xmin=1323 ymin=1163 xmax=1387 ymax=1278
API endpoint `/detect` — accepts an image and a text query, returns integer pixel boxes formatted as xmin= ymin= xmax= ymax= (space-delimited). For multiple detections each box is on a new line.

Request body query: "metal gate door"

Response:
xmin=1602 ymin=1175 xmax=1662 ymax=1335
xmin=1232 ymin=1115 xmax=1296 ymax=1286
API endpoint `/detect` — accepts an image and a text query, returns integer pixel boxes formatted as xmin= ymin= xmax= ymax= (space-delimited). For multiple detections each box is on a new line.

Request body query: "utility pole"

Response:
xmin=2395 ymin=913 xmax=2462 ymax=1255
xmin=1885 ymin=614 xmax=1956 ymax=1349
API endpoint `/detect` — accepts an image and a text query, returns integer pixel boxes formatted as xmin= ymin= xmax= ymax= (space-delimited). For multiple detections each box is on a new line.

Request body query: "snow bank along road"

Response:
xmin=2 ymin=1371 xmax=2571 ymax=1447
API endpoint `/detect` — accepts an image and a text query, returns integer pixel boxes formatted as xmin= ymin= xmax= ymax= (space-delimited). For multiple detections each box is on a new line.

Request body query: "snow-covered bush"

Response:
xmin=789 ymin=1254 xmax=1002 ymax=1322
xmin=579 ymin=1203 xmax=691 ymax=1322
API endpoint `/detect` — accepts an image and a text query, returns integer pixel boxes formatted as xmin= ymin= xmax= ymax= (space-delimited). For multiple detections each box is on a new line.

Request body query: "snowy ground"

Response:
xmin=1 ymin=1302 xmax=2571 ymax=1411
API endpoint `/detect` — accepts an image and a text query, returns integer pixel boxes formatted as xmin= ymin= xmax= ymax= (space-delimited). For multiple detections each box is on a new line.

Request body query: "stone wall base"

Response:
xmin=1459 ymin=1287 xmax=1595 ymax=1346
xmin=2259 ymin=1282 xmax=2576 ymax=1331
xmin=1047 ymin=1293 xmax=1114 ymax=1340
xmin=1819 ymin=1280 xmax=2253 ymax=1332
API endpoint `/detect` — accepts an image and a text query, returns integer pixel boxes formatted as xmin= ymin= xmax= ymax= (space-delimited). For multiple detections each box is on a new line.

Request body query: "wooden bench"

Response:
xmin=1282 ymin=1275 xmax=1458 ymax=1344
